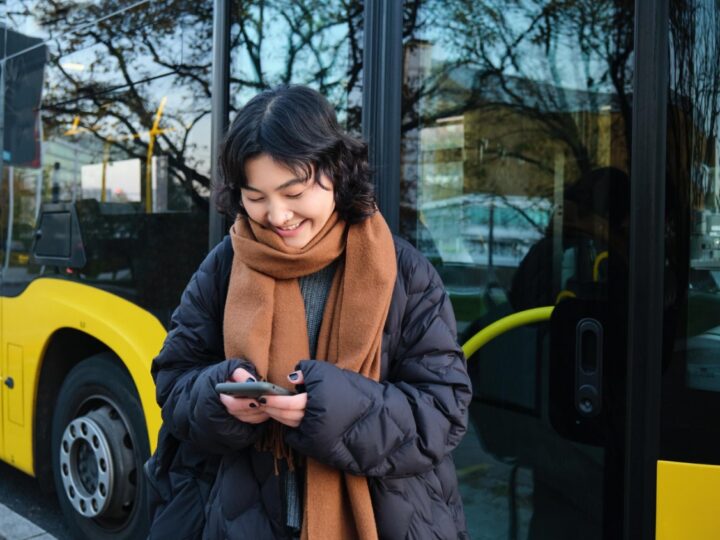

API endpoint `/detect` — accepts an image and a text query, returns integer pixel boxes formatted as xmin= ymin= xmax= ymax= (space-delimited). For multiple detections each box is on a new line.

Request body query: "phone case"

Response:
xmin=215 ymin=381 xmax=294 ymax=397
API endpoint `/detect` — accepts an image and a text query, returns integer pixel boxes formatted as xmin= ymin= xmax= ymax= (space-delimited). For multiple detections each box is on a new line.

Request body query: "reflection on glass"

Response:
xmin=670 ymin=0 xmax=720 ymax=391
xmin=1 ymin=1 xmax=213 ymax=325
xmin=229 ymin=0 xmax=363 ymax=133
xmin=662 ymin=1 xmax=720 ymax=465
xmin=5 ymin=0 xmax=147 ymax=44
xmin=401 ymin=1 xmax=632 ymax=538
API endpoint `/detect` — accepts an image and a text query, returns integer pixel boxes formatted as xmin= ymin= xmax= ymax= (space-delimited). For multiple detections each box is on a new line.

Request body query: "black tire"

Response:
xmin=51 ymin=353 xmax=150 ymax=540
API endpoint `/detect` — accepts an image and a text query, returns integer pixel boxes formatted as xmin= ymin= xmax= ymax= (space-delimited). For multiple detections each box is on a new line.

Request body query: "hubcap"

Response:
xmin=60 ymin=412 xmax=114 ymax=517
xmin=59 ymin=403 xmax=136 ymax=521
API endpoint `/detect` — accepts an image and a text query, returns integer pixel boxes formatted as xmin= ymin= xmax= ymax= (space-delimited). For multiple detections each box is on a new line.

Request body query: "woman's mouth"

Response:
xmin=274 ymin=220 xmax=306 ymax=237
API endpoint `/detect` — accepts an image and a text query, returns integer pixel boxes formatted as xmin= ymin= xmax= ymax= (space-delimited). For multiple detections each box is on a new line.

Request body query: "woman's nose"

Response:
xmin=268 ymin=205 xmax=292 ymax=226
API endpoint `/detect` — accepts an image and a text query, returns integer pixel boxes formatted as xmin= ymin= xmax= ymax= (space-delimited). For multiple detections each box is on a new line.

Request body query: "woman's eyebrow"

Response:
xmin=242 ymin=177 xmax=306 ymax=193
xmin=275 ymin=177 xmax=307 ymax=190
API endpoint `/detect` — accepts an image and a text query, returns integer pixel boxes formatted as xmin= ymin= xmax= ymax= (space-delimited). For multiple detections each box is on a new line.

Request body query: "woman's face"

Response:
xmin=241 ymin=154 xmax=336 ymax=249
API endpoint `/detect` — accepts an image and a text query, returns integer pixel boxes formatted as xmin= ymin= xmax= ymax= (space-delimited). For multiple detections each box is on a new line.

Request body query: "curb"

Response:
xmin=0 ymin=503 xmax=57 ymax=540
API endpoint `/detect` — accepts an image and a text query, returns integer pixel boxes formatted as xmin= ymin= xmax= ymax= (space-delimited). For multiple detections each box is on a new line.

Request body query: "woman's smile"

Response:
xmin=274 ymin=219 xmax=306 ymax=236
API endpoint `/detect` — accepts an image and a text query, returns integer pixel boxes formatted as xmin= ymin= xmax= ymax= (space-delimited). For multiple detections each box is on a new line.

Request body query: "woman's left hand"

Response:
xmin=260 ymin=370 xmax=307 ymax=427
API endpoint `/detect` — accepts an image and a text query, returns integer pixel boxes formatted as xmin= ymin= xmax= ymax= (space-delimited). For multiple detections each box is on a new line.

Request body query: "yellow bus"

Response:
xmin=1 ymin=1 xmax=719 ymax=539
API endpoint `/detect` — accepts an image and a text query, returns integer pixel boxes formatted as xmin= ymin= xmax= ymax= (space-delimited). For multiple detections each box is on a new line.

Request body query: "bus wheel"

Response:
xmin=51 ymin=353 xmax=150 ymax=540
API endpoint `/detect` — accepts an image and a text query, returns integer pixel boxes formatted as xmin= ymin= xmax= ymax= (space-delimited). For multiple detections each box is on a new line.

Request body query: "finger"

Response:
xmin=273 ymin=416 xmax=303 ymax=428
xmin=263 ymin=407 xmax=305 ymax=425
xmin=231 ymin=408 xmax=267 ymax=420
xmin=231 ymin=411 xmax=270 ymax=424
xmin=263 ymin=407 xmax=305 ymax=420
xmin=261 ymin=393 xmax=307 ymax=410
xmin=287 ymin=370 xmax=305 ymax=385
xmin=219 ymin=393 xmax=259 ymax=412
xmin=226 ymin=405 xmax=269 ymax=422
xmin=230 ymin=367 xmax=256 ymax=383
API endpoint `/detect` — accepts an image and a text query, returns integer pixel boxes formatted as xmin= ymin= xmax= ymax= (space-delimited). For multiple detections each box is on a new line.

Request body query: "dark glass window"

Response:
xmin=0 ymin=0 xmax=213 ymax=326
xmin=662 ymin=0 xmax=720 ymax=465
xmin=402 ymin=1 xmax=633 ymax=538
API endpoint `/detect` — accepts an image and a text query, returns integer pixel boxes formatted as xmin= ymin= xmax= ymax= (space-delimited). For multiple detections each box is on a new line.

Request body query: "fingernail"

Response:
xmin=258 ymin=397 xmax=267 ymax=405
xmin=288 ymin=371 xmax=300 ymax=381
xmin=249 ymin=402 xmax=257 ymax=408
xmin=247 ymin=377 xmax=256 ymax=382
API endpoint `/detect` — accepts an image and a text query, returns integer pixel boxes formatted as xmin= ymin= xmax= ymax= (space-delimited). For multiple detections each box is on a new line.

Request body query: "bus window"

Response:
xmin=1 ymin=27 xmax=46 ymax=290
xmin=662 ymin=0 xmax=720 ymax=465
xmin=3 ymin=0 xmax=213 ymax=326
xmin=401 ymin=1 xmax=633 ymax=538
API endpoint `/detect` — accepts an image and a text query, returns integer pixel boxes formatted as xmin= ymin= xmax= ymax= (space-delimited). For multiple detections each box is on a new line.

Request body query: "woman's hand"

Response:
xmin=219 ymin=367 xmax=270 ymax=425
xmin=260 ymin=371 xmax=307 ymax=428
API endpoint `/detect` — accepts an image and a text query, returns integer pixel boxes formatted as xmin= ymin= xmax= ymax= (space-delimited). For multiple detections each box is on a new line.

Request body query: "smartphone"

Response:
xmin=215 ymin=381 xmax=295 ymax=398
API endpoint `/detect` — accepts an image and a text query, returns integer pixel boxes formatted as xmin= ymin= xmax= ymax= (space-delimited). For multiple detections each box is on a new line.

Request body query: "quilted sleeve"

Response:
xmin=151 ymin=238 xmax=265 ymax=454
xmin=284 ymin=246 xmax=471 ymax=477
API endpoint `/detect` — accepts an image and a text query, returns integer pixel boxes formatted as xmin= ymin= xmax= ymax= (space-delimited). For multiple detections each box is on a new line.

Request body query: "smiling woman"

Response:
xmin=241 ymin=155 xmax=336 ymax=249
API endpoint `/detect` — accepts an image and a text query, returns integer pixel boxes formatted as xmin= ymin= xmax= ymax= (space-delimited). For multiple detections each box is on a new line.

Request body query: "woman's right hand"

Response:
xmin=219 ymin=367 xmax=270 ymax=424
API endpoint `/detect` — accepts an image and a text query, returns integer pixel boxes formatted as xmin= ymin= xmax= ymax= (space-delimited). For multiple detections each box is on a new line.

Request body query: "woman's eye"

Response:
xmin=245 ymin=196 xmax=264 ymax=203
xmin=286 ymin=191 xmax=304 ymax=199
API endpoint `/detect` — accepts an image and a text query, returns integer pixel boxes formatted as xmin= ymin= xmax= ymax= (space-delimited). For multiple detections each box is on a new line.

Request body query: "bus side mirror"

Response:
xmin=31 ymin=202 xmax=87 ymax=269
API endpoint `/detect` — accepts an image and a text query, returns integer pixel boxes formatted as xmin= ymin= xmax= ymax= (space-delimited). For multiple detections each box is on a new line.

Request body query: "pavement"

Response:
xmin=0 ymin=504 xmax=56 ymax=540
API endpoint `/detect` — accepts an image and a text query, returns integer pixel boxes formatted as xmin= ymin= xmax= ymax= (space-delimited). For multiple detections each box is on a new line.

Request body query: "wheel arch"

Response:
xmin=17 ymin=278 xmax=166 ymax=486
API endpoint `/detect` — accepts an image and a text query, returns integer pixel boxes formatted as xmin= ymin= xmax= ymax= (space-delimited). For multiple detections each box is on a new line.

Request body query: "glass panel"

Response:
xmin=1 ymin=1 xmax=212 ymax=325
xmin=401 ymin=1 xmax=633 ymax=538
xmin=662 ymin=0 xmax=720 ymax=464
xmin=5 ymin=0 xmax=151 ymax=46
xmin=229 ymin=0 xmax=363 ymax=133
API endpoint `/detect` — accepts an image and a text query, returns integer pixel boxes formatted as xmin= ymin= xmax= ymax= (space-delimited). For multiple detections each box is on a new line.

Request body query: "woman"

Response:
xmin=149 ymin=85 xmax=471 ymax=539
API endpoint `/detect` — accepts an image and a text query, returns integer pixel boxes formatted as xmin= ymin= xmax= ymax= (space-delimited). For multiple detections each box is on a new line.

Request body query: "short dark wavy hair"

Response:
xmin=215 ymin=85 xmax=376 ymax=224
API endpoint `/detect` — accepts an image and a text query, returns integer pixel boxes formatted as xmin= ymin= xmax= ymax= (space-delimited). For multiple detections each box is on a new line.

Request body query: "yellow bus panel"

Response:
xmin=5 ymin=344 xmax=25 ymax=426
xmin=657 ymin=460 xmax=720 ymax=539
xmin=1 ymin=277 xmax=166 ymax=475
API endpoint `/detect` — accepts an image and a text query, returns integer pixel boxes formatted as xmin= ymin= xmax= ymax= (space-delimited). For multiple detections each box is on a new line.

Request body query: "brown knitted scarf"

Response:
xmin=223 ymin=211 xmax=396 ymax=540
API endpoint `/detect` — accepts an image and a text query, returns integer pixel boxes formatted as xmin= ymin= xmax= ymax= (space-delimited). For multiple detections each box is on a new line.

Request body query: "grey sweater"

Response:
xmin=299 ymin=261 xmax=337 ymax=357
xmin=286 ymin=260 xmax=338 ymax=534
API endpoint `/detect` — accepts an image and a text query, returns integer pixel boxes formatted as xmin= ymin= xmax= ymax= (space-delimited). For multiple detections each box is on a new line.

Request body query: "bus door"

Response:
xmin=399 ymin=2 xmax=633 ymax=538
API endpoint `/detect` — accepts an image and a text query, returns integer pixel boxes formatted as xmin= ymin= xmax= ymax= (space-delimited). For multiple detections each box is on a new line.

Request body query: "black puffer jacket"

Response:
xmin=149 ymin=234 xmax=472 ymax=539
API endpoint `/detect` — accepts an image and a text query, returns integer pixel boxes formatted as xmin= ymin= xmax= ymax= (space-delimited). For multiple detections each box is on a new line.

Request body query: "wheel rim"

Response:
xmin=59 ymin=400 xmax=138 ymax=525
xmin=60 ymin=413 xmax=114 ymax=517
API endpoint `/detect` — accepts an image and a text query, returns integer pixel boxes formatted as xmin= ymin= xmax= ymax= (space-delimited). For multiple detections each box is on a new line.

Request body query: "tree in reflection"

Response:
xmin=668 ymin=2 xmax=720 ymax=210
xmin=665 ymin=2 xmax=720 ymax=331
xmin=401 ymin=0 xmax=634 ymax=203
xmin=230 ymin=0 xmax=364 ymax=133
xmin=7 ymin=0 xmax=363 ymax=210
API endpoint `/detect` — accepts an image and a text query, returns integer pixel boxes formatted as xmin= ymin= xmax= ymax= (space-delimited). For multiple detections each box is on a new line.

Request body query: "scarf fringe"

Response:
xmin=255 ymin=421 xmax=295 ymax=475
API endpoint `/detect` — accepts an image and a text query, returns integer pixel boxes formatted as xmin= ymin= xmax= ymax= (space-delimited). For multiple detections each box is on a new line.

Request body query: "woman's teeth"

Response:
xmin=280 ymin=222 xmax=302 ymax=231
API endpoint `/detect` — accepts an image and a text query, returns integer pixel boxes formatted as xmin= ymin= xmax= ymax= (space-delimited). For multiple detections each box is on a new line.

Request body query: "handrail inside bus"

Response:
xmin=593 ymin=250 xmax=609 ymax=282
xmin=461 ymin=306 xmax=554 ymax=359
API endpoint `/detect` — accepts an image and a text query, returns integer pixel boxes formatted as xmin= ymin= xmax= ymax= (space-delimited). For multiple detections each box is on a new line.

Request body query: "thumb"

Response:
xmin=287 ymin=370 xmax=305 ymax=385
